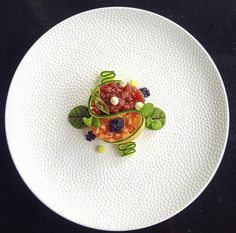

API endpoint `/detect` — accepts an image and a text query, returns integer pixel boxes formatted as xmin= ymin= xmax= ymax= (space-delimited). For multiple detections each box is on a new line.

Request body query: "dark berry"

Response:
xmin=139 ymin=87 xmax=150 ymax=98
xmin=110 ymin=118 xmax=125 ymax=133
xmin=86 ymin=131 xmax=96 ymax=141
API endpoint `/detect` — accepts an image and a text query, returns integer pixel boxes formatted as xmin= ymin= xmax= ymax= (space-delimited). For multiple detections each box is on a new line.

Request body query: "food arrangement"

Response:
xmin=68 ymin=71 xmax=166 ymax=156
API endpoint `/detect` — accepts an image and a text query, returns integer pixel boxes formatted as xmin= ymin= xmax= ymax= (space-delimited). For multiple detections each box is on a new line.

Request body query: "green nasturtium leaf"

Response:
xmin=145 ymin=107 xmax=166 ymax=130
xmin=68 ymin=105 xmax=91 ymax=129
xmin=150 ymin=119 xmax=163 ymax=130
xmin=141 ymin=103 xmax=154 ymax=117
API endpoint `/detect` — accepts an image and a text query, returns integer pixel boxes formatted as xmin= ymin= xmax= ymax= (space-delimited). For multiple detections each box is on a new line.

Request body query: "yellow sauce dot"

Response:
xmin=130 ymin=80 xmax=138 ymax=87
xmin=97 ymin=145 xmax=107 ymax=153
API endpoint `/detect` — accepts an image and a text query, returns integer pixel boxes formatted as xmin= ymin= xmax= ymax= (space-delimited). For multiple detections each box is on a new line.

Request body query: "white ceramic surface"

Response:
xmin=5 ymin=7 xmax=229 ymax=231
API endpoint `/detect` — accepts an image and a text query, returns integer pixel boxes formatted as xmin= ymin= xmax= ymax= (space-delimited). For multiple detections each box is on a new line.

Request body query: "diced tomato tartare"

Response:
xmin=91 ymin=82 xmax=145 ymax=115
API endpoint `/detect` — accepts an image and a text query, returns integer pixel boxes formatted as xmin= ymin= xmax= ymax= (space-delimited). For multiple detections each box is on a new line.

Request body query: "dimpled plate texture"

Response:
xmin=5 ymin=7 xmax=229 ymax=231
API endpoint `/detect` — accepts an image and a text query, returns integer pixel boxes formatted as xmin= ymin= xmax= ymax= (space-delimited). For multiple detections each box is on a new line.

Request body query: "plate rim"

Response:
xmin=5 ymin=6 xmax=230 ymax=231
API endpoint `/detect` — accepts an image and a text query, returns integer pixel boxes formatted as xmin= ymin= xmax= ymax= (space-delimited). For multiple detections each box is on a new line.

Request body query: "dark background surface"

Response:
xmin=0 ymin=1 xmax=236 ymax=233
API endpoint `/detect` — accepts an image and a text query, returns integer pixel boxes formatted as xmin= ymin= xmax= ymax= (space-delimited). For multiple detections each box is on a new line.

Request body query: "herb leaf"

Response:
xmin=141 ymin=103 xmax=154 ymax=117
xmin=92 ymin=117 xmax=100 ymax=128
xmin=145 ymin=107 xmax=166 ymax=130
xmin=68 ymin=105 xmax=91 ymax=129
xmin=83 ymin=117 xmax=93 ymax=127
xmin=83 ymin=116 xmax=100 ymax=128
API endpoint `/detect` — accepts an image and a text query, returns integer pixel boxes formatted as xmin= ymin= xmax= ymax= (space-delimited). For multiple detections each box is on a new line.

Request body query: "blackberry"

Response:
xmin=86 ymin=131 xmax=96 ymax=141
xmin=139 ymin=87 xmax=150 ymax=98
xmin=110 ymin=118 xmax=124 ymax=133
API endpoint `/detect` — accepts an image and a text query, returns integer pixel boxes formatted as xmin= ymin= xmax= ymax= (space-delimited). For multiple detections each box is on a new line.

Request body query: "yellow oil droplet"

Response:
xmin=97 ymin=145 xmax=107 ymax=153
xmin=130 ymin=80 xmax=138 ymax=87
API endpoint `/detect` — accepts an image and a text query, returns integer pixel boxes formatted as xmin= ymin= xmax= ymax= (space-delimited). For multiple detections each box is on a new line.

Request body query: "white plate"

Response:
xmin=5 ymin=7 xmax=229 ymax=231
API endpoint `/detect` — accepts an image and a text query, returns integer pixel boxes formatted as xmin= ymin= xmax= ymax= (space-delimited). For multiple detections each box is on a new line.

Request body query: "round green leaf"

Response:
xmin=141 ymin=103 xmax=154 ymax=117
xmin=68 ymin=105 xmax=90 ymax=129
xmin=145 ymin=107 xmax=166 ymax=130
xmin=150 ymin=120 xmax=163 ymax=130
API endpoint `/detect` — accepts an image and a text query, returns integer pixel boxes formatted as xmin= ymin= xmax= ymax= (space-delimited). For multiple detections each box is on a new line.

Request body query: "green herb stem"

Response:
xmin=93 ymin=94 xmax=110 ymax=114
xmin=118 ymin=142 xmax=136 ymax=156
xmin=100 ymin=71 xmax=116 ymax=83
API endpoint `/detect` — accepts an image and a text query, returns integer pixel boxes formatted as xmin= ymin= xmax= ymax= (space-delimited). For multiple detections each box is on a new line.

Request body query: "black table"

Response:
xmin=1 ymin=1 xmax=235 ymax=233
